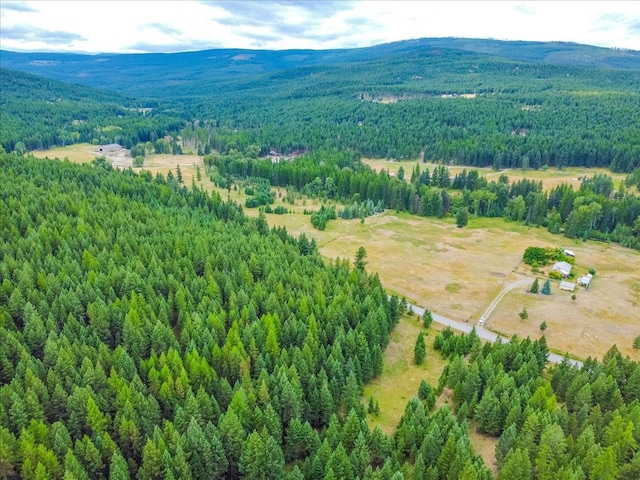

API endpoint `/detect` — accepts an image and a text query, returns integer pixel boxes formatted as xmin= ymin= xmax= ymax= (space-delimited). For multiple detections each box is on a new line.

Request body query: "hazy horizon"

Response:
xmin=1 ymin=1 xmax=638 ymax=55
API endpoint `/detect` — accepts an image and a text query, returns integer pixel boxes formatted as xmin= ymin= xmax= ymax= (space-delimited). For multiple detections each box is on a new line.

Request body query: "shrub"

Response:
xmin=273 ymin=206 xmax=288 ymax=215
xmin=549 ymin=271 xmax=563 ymax=280
xmin=524 ymin=246 xmax=574 ymax=266
xmin=523 ymin=247 xmax=548 ymax=265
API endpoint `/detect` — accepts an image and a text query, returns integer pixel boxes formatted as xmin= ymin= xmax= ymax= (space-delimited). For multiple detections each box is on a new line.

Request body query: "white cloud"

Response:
xmin=0 ymin=0 xmax=638 ymax=53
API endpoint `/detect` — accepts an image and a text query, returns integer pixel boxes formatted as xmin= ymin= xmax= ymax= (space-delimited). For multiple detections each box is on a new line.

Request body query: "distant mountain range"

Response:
xmin=2 ymin=37 xmax=639 ymax=99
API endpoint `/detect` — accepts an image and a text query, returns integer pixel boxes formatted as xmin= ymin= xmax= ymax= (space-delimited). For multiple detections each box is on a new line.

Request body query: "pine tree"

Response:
xmin=456 ymin=207 xmax=469 ymax=228
xmin=108 ymin=451 xmax=130 ymax=480
xmin=590 ymin=446 xmax=619 ymax=480
xmin=414 ymin=332 xmax=426 ymax=365
xmin=367 ymin=396 xmax=376 ymax=415
xmin=240 ymin=431 xmax=265 ymax=480
xmin=530 ymin=278 xmax=540 ymax=294
xmin=498 ymin=447 xmax=531 ymax=480
xmin=418 ymin=380 xmax=430 ymax=400
xmin=541 ymin=279 xmax=551 ymax=295
xmin=495 ymin=423 xmax=518 ymax=466
xmin=475 ymin=389 xmax=503 ymax=435
xmin=354 ymin=247 xmax=368 ymax=272
xmin=422 ymin=309 xmax=433 ymax=329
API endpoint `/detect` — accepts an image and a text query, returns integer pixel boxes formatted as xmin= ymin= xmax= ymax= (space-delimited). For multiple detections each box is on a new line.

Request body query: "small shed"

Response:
xmin=559 ymin=281 xmax=576 ymax=292
xmin=552 ymin=261 xmax=573 ymax=277
xmin=563 ymin=249 xmax=575 ymax=257
xmin=578 ymin=274 xmax=593 ymax=289
xmin=98 ymin=143 xmax=122 ymax=153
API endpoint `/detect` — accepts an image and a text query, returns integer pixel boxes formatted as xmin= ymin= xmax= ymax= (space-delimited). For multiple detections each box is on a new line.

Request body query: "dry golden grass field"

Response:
xmin=361 ymin=316 xmax=448 ymax=435
xmin=272 ymin=211 xmax=639 ymax=361
xmin=32 ymin=143 xmax=99 ymax=163
xmin=363 ymin=158 xmax=632 ymax=193
xmin=33 ymin=147 xmax=640 ymax=361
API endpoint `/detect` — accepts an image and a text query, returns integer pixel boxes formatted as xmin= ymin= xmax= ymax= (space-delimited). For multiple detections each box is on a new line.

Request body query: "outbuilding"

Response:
xmin=552 ymin=261 xmax=573 ymax=277
xmin=578 ymin=273 xmax=593 ymax=289
xmin=559 ymin=281 xmax=576 ymax=292
xmin=97 ymin=143 xmax=123 ymax=153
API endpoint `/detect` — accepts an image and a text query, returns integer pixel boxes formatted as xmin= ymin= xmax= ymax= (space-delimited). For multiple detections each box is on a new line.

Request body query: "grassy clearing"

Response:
xmin=275 ymin=212 xmax=639 ymax=360
xmin=468 ymin=425 xmax=498 ymax=475
xmin=31 ymin=143 xmax=99 ymax=163
xmin=362 ymin=158 xmax=631 ymax=193
xmin=362 ymin=316 xmax=448 ymax=434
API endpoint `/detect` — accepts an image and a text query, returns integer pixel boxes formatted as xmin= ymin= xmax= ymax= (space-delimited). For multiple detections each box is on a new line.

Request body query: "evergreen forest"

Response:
xmin=1 ymin=153 xmax=639 ymax=479
xmin=1 ymin=38 xmax=640 ymax=479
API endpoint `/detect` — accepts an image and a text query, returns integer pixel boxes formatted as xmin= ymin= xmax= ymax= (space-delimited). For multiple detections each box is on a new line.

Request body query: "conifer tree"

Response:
xmin=541 ymin=279 xmax=551 ymax=295
xmin=414 ymin=333 xmax=426 ymax=365
xmin=456 ymin=207 xmax=469 ymax=228
xmin=498 ymin=447 xmax=531 ymax=480
xmin=422 ymin=309 xmax=433 ymax=329
xmin=530 ymin=278 xmax=540 ymax=294
xmin=354 ymin=246 xmax=368 ymax=272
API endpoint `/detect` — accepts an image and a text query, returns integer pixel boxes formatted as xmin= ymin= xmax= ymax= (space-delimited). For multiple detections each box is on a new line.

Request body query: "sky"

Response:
xmin=1 ymin=1 xmax=639 ymax=54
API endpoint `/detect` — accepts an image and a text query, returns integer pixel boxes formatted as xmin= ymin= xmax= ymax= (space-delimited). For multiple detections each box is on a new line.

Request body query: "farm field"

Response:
xmin=33 ymin=147 xmax=640 ymax=360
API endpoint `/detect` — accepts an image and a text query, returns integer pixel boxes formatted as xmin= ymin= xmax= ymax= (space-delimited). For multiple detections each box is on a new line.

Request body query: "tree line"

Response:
xmin=205 ymin=149 xmax=640 ymax=250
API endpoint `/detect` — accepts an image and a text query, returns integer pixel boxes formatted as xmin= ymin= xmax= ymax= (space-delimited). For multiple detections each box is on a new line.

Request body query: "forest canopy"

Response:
xmin=1 ymin=153 xmax=639 ymax=479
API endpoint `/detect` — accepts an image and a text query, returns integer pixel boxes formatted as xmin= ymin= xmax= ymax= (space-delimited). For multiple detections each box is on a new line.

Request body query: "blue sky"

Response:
xmin=1 ymin=1 xmax=639 ymax=53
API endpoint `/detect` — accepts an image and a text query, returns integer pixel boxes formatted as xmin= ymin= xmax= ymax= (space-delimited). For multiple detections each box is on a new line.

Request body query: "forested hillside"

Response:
xmin=432 ymin=328 xmax=640 ymax=479
xmin=0 ymin=153 xmax=398 ymax=478
xmin=2 ymin=39 xmax=640 ymax=172
xmin=2 ymin=38 xmax=639 ymax=93
xmin=0 ymin=69 xmax=182 ymax=153
xmin=2 ymin=153 xmax=639 ymax=479
xmin=178 ymin=49 xmax=640 ymax=171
